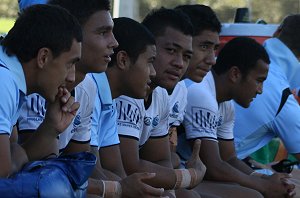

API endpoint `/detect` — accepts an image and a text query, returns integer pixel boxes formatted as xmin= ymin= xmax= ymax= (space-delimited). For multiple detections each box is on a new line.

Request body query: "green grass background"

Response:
xmin=0 ymin=18 xmax=15 ymax=35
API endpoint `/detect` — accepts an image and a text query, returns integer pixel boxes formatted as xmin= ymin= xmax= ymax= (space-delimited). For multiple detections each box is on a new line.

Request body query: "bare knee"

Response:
xmin=176 ymin=188 xmax=201 ymax=198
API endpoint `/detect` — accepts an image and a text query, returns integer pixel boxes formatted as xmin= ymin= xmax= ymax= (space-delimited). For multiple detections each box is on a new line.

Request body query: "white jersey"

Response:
xmin=116 ymin=87 xmax=170 ymax=146
xmin=183 ymin=71 xmax=234 ymax=141
xmin=167 ymin=80 xmax=187 ymax=127
xmin=18 ymin=75 xmax=96 ymax=151
xmin=177 ymin=72 xmax=234 ymax=160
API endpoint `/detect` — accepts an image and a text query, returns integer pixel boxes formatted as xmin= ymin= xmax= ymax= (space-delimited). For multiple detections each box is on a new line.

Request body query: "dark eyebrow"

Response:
xmin=171 ymin=42 xmax=193 ymax=55
xmin=70 ymin=57 xmax=80 ymax=64
xmin=199 ymin=40 xmax=220 ymax=46
xmin=95 ymin=25 xmax=113 ymax=32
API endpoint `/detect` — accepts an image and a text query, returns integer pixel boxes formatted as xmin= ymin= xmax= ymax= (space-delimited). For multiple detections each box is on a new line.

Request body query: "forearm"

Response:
xmin=227 ymin=156 xmax=254 ymax=175
xmin=205 ymin=160 xmax=266 ymax=194
xmin=151 ymin=157 xmax=173 ymax=168
xmin=11 ymin=142 xmax=28 ymax=173
xmin=124 ymin=158 xmax=177 ymax=189
xmin=99 ymin=146 xmax=127 ymax=179
xmin=91 ymin=147 xmax=122 ymax=181
xmin=87 ymin=178 xmax=103 ymax=196
xmin=22 ymin=121 xmax=59 ymax=161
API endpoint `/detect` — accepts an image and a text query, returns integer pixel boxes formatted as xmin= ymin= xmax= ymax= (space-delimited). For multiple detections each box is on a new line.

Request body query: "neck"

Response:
xmin=66 ymin=68 xmax=86 ymax=91
xmin=106 ymin=68 xmax=119 ymax=99
xmin=22 ymin=62 xmax=34 ymax=94
xmin=212 ymin=70 xmax=231 ymax=103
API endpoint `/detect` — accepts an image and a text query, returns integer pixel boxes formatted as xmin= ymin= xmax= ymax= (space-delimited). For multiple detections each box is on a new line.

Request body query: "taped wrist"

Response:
xmin=100 ymin=180 xmax=122 ymax=198
xmin=174 ymin=168 xmax=198 ymax=189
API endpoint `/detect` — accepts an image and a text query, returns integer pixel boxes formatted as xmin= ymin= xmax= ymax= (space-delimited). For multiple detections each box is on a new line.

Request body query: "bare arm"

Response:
xmin=90 ymin=146 xmax=121 ymax=181
xmin=119 ymin=136 xmax=177 ymax=189
xmin=99 ymin=144 xmax=127 ymax=179
xmin=200 ymin=139 xmax=293 ymax=197
xmin=139 ymin=136 xmax=173 ymax=168
xmin=0 ymin=135 xmax=28 ymax=177
xmin=60 ymin=141 xmax=91 ymax=155
xmin=22 ymin=88 xmax=80 ymax=161
xmin=219 ymin=140 xmax=254 ymax=175
xmin=0 ymin=135 xmax=13 ymax=177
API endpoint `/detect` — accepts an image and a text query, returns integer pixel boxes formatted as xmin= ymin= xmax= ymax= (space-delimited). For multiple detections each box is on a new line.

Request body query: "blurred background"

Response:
xmin=1 ymin=0 xmax=300 ymax=34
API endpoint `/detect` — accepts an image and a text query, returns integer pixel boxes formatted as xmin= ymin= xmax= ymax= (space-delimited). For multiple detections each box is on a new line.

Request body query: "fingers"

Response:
xmin=282 ymin=178 xmax=295 ymax=189
xmin=278 ymin=172 xmax=293 ymax=178
xmin=60 ymin=87 xmax=71 ymax=103
xmin=136 ymin=173 xmax=165 ymax=197
xmin=144 ymin=185 xmax=164 ymax=197
xmin=139 ymin=172 xmax=157 ymax=181
xmin=68 ymin=102 xmax=80 ymax=116
xmin=191 ymin=139 xmax=201 ymax=159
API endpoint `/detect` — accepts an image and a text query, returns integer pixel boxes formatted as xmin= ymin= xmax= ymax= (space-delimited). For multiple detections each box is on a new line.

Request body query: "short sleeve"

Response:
xmin=116 ymin=96 xmax=144 ymax=140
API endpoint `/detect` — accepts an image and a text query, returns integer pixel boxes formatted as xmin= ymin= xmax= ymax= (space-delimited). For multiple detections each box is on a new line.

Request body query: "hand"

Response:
xmin=120 ymin=172 xmax=165 ymax=198
xmin=44 ymin=87 xmax=80 ymax=134
xmin=281 ymin=177 xmax=296 ymax=198
xmin=185 ymin=139 xmax=206 ymax=188
xmin=262 ymin=172 xmax=295 ymax=198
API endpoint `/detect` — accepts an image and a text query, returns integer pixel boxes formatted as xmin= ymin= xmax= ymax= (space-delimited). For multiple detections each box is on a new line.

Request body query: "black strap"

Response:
xmin=0 ymin=63 xmax=8 ymax=70
xmin=276 ymin=88 xmax=292 ymax=116
xmin=71 ymin=89 xmax=75 ymax=97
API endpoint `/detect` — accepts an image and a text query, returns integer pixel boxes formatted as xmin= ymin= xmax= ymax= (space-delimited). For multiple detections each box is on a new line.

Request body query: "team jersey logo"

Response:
xmin=152 ymin=115 xmax=159 ymax=127
xmin=192 ymin=107 xmax=222 ymax=134
xmin=172 ymin=102 xmax=179 ymax=113
xmin=144 ymin=117 xmax=152 ymax=126
xmin=71 ymin=113 xmax=81 ymax=133
xmin=26 ymin=94 xmax=47 ymax=122
xmin=170 ymin=101 xmax=179 ymax=118
xmin=116 ymin=99 xmax=142 ymax=130
xmin=144 ymin=115 xmax=160 ymax=127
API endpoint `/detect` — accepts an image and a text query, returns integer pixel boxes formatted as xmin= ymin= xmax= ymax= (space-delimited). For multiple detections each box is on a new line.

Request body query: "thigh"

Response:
xmin=193 ymin=181 xmax=263 ymax=198
xmin=175 ymin=188 xmax=201 ymax=198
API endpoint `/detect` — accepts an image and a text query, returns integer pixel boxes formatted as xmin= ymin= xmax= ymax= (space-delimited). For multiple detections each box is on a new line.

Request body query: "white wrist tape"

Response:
xmin=174 ymin=169 xmax=191 ymax=189
xmin=101 ymin=181 xmax=122 ymax=198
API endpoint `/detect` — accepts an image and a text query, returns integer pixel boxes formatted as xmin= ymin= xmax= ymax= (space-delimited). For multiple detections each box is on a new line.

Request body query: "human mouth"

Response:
xmin=166 ymin=70 xmax=181 ymax=80
xmin=104 ymin=55 xmax=111 ymax=63
xmin=104 ymin=52 xmax=114 ymax=63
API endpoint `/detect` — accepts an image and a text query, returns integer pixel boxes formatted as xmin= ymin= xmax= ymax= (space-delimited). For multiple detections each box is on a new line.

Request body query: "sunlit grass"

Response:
xmin=0 ymin=18 xmax=15 ymax=34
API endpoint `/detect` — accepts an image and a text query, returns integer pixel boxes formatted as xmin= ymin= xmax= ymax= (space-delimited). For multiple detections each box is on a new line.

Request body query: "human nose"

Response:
xmin=257 ymin=83 xmax=263 ymax=94
xmin=173 ymin=54 xmax=184 ymax=69
xmin=149 ymin=63 xmax=156 ymax=79
xmin=109 ymin=33 xmax=119 ymax=49
xmin=205 ymin=50 xmax=216 ymax=65
xmin=66 ymin=65 xmax=76 ymax=83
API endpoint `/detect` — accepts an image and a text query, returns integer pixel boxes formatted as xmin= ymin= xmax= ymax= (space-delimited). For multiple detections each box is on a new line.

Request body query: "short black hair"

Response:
xmin=175 ymin=4 xmax=221 ymax=36
xmin=1 ymin=4 xmax=82 ymax=63
xmin=213 ymin=37 xmax=270 ymax=76
xmin=277 ymin=14 xmax=300 ymax=56
xmin=48 ymin=0 xmax=111 ymax=26
xmin=109 ymin=17 xmax=155 ymax=66
xmin=142 ymin=7 xmax=193 ymax=38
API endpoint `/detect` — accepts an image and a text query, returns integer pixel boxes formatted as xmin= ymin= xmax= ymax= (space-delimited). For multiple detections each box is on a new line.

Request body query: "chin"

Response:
xmin=46 ymin=95 xmax=56 ymax=103
xmin=162 ymin=81 xmax=177 ymax=90
xmin=192 ymin=76 xmax=204 ymax=83
xmin=241 ymin=103 xmax=251 ymax=108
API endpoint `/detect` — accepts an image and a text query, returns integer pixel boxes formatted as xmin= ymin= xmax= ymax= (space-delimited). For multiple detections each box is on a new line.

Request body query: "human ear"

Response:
xmin=229 ymin=66 xmax=242 ymax=83
xmin=116 ymin=50 xmax=130 ymax=70
xmin=36 ymin=48 xmax=51 ymax=69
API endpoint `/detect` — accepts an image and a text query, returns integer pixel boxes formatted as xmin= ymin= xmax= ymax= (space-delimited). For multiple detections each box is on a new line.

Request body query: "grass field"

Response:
xmin=0 ymin=18 xmax=15 ymax=34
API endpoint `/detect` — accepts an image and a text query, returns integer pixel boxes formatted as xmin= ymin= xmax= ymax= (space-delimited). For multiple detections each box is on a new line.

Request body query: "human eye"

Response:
xmin=99 ymin=31 xmax=107 ymax=36
xmin=166 ymin=48 xmax=176 ymax=54
xmin=183 ymin=54 xmax=192 ymax=62
xmin=199 ymin=44 xmax=209 ymax=50
xmin=148 ymin=57 xmax=155 ymax=64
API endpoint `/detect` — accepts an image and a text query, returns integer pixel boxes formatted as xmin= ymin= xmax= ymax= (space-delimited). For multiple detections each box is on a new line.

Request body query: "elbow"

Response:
xmin=0 ymin=166 xmax=12 ymax=178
